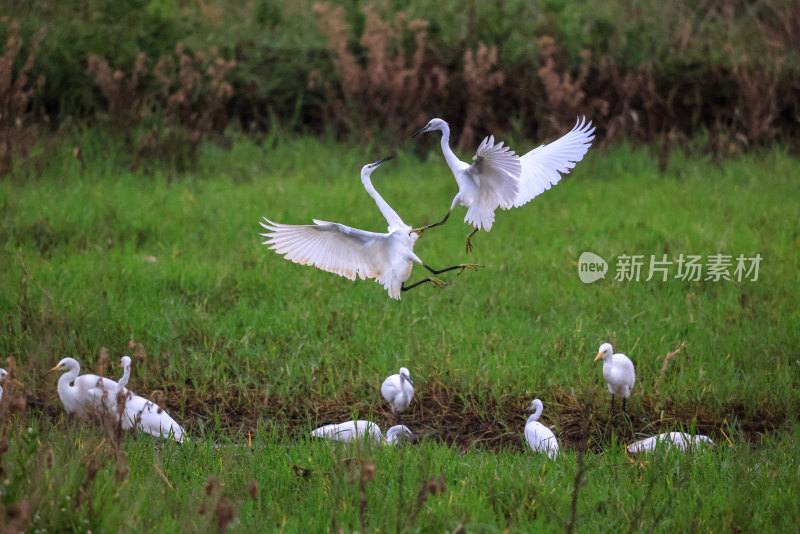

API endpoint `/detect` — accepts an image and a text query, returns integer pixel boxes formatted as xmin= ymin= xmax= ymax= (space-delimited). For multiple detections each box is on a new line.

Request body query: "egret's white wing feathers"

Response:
xmin=513 ymin=117 xmax=595 ymax=208
xmin=260 ymin=218 xmax=390 ymax=283
xmin=464 ymin=135 xmax=521 ymax=230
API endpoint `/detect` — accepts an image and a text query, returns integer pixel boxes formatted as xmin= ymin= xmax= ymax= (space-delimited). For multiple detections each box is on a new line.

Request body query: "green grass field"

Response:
xmin=1 ymin=133 xmax=798 ymax=532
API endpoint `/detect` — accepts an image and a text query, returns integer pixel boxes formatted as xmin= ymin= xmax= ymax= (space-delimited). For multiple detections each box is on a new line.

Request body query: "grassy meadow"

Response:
xmin=0 ymin=132 xmax=798 ymax=532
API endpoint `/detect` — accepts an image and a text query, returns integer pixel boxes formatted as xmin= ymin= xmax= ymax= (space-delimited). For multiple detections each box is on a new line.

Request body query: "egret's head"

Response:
xmin=385 ymin=424 xmax=416 ymax=444
xmin=120 ymin=356 xmax=131 ymax=368
xmin=412 ymin=118 xmax=448 ymax=138
xmin=361 ymin=154 xmax=394 ymax=177
xmin=50 ymin=357 xmax=74 ymax=373
xmin=399 ymin=367 xmax=412 ymax=386
xmin=526 ymin=398 xmax=543 ymax=413
xmin=595 ymin=343 xmax=613 ymax=362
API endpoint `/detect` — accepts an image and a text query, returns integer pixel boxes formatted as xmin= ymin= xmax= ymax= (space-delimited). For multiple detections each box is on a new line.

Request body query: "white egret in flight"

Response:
xmin=627 ymin=432 xmax=714 ymax=454
xmin=381 ymin=367 xmax=414 ymax=425
xmin=260 ymin=155 xmax=480 ymax=299
xmin=115 ymin=356 xmax=186 ymax=442
xmin=51 ymin=357 xmax=120 ymax=417
xmin=0 ymin=368 xmax=23 ymax=401
xmin=311 ymin=420 xmax=416 ymax=445
xmin=412 ymin=118 xmax=595 ymax=251
xmin=524 ymin=398 xmax=559 ymax=460
xmin=595 ymin=343 xmax=635 ymax=411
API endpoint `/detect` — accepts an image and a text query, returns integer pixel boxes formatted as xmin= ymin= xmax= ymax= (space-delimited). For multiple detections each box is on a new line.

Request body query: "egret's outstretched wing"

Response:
xmin=463 ymin=136 xmax=521 ymax=230
xmin=259 ymin=218 xmax=390 ymax=282
xmin=512 ymin=117 xmax=595 ymax=208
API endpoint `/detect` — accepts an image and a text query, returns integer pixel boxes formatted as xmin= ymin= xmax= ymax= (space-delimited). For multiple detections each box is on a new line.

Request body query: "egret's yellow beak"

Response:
xmin=46 ymin=364 xmax=64 ymax=374
xmin=594 ymin=352 xmax=604 ymax=362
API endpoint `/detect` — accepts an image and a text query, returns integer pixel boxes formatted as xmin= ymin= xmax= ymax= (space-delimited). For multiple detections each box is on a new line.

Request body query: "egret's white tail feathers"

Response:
xmin=513 ymin=117 xmax=595 ymax=208
xmin=464 ymin=201 xmax=498 ymax=232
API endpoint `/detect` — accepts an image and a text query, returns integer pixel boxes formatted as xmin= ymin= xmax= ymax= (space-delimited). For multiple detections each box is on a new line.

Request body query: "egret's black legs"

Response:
xmin=401 ymin=276 xmax=446 ymax=292
xmin=420 ymin=262 xmax=481 ymax=276
xmin=412 ymin=209 xmax=454 ymax=236
xmin=465 ymin=228 xmax=479 ymax=253
xmin=611 ymin=394 xmax=616 ymax=412
xmin=622 ymin=397 xmax=627 ymax=412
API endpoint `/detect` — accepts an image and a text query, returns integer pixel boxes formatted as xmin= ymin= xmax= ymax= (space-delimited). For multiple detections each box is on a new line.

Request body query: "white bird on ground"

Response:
xmin=412 ymin=117 xmax=595 ymax=251
xmin=259 ymin=155 xmax=480 ymax=300
xmin=51 ymin=357 xmax=120 ymax=417
xmin=381 ymin=367 xmax=414 ymax=424
xmin=595 ymin=343 xmax=636 ymax=411
xmin=524 ymin=398 xmax=559 ymax=460
xmin=627 ymin=432 xmax=714 ymax=454
xmin=311 ymin=420 xmax=416 ymax=445
xmin=115 ymin=356 xmax=185 ymax=442
xmin=0 ymin=368 xmax=22 ymax=401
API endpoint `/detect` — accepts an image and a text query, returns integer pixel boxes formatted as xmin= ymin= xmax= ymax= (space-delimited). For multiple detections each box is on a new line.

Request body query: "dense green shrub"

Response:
xmin=1 ymin=0 xmax=798 ymax=173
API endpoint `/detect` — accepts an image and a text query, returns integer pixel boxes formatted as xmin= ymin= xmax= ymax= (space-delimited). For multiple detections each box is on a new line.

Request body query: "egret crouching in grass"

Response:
xmin=259 ymin=155 xmax=480 ymax=300
xmin=627 ymin=432 xmax=714 ymax=454
xmin=51 ymin=357 xmax=120 ymax=418
xmin=595 ymin=343 xmax=635 ymax=412
xmin=115 ymin=356 xmax=186 ymax=442
xmin=524 ymin=399 xmax=559 ymax=460
xmin=311 ymin=420 xmax=416 ymax=445
xmin=0 ymin=369 xmax=22 ymax=401
xmin=381 ymin=367 xmax=414 ymax=425
xmin=411 ymin=117 xmax=595 ymax=252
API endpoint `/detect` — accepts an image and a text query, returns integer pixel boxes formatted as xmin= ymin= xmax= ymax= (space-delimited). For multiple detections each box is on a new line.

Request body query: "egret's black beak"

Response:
xmin=373 ymin=154 xmax=394 ymax=166
xmin=412 ymin=125 xmax=430 ymax=138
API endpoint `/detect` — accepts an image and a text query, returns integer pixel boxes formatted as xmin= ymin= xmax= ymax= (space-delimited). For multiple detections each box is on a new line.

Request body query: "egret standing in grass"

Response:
xmin=595 ymin=343 xmax=635 ymax=411
xmin=381 ymin=367 xmax=414 ymax=425
xmin=259 ymin=155 xmax=481 ymax=299
xmin=524 ymin=398 xmax=559 ymax=460
xmin=115 ymin=356 xmax=186 ymax=442
xmin=0 ymin=369 xmax=23 ymax=401
xmin=311 ymin=420 xmax=416 ymax=445
xmin=411 ymin=118 xmax=595 ymax=251
xmin=51 ymin=357 xmax=119 ymax=417
xmin=627 ymin=432 xmax=714 ymax=454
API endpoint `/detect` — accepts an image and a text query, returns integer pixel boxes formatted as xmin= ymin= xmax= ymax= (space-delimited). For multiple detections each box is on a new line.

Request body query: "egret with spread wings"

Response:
xmin=259 ymin=155 xmax=479 ymax=300
xmin=412 ymin=118 xmax=595 ymax=251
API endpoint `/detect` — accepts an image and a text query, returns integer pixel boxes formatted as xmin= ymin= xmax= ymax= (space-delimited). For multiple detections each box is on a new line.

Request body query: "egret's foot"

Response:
xmin=412 ymin=227 xmax=426 ymax=237
xmin=429 ymin=277 xmax=446 ymax=288
xmin=465 ymin=237 xmax=474 ymax=254
xmin=456 ymin=264 xmax=482 ymax=276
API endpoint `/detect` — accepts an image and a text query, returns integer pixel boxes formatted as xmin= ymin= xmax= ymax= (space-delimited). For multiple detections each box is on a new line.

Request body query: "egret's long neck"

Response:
xmin=437 ymin=124 xmax=463 ymax=176
xmin=117 ymin=365 xmax=130 ymax=391
xmin=530 ymin=402 xmax=543 ymax=421
xmin=361 ymin=173 xmax=405 ymax=230
xmin=58 ymin=363 xmax=80 ymax=400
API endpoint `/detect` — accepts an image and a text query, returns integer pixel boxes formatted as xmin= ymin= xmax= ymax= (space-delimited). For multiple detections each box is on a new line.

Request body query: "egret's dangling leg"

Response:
xmin=465 ymin=228 xmax=479 ymax=254
xmin=421 ymin=263 xmax=481 ymax=276
xmin=412 ymin=208 xmax=454 ymax=236
xmin=401 ymin=277 xmax=446 ymax=292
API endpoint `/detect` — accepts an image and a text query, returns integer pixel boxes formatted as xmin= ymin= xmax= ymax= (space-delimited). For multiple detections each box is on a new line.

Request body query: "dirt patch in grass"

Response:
xmin=33 ymin=382 xmax=780 ymax=452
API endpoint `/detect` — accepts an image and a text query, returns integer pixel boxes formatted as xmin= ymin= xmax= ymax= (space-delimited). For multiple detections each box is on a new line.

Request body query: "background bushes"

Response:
xmin=1 ymin=0 xmax=798 ymax=173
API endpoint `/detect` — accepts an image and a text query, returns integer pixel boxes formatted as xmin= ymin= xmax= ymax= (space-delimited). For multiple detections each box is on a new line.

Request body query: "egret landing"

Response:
xmin=412 ymin=117 xmax=595 ymax=252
